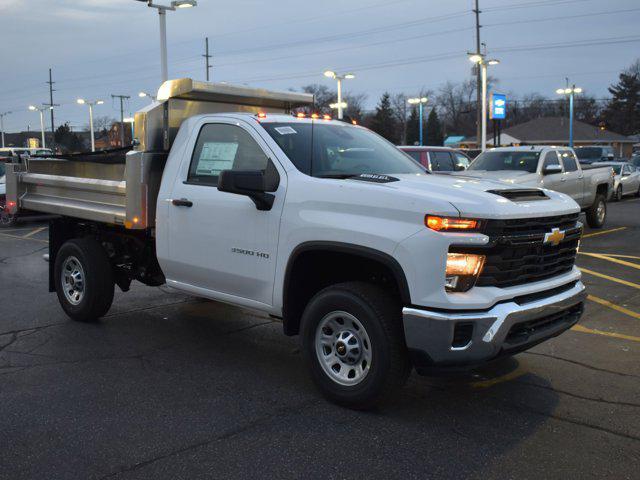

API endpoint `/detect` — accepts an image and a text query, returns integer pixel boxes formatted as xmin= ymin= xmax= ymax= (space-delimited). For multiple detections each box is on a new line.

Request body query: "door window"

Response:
xmin=542 ymin=151 xmax=561 ymax=170
xmin=188 ymin=124 xmax=270 ymax=186
xmin=560 ymin=151 xmax=578 ymax=172
xmin=453 ymin=152 xmax=471 ymax=170
xmin=404 ymin=150 xmax=422 ymax=163
xmin=429 ymin=151 xmax=455 ymax=171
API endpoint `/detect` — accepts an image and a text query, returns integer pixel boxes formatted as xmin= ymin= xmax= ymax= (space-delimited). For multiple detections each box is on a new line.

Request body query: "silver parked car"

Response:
xmin=593 ymin=162 xmax=640 ymax=201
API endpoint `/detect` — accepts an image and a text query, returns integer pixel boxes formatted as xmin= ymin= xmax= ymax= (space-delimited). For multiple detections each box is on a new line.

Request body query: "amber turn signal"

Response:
xmin=426 ymin=215 xmax=479 ymax=232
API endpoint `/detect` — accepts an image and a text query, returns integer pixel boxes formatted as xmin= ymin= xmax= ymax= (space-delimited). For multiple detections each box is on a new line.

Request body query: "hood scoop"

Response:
xmin=487 ymin=188 xmax=549 ymax=202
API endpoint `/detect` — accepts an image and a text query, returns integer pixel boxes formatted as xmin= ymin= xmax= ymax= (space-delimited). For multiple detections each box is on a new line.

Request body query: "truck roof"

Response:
xmin=484 ymin=146 xmax=562 ymax=153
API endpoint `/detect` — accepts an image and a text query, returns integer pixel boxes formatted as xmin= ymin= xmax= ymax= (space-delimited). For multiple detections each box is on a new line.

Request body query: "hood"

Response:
xmin=455 ymin=169 xmax=540 ymax=186
xmin=347 ymin=173 xmax=579 ymax=219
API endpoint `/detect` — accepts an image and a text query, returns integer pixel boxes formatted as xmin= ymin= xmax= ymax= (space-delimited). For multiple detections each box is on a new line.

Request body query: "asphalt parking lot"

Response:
xmin=1 ymin=200 xmax=639 ymax=480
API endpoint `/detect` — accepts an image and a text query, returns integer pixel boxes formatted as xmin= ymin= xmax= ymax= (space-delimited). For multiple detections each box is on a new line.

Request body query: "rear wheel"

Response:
xmin=585 ymin=194 xmax=606 ymax=229
xmin=0 ymin=210 xmax=17 ymax=228
xmin=54 ymin=237 xmax=115 ymax=322
xmin=300 ymin=282 xmax=411 ymax=409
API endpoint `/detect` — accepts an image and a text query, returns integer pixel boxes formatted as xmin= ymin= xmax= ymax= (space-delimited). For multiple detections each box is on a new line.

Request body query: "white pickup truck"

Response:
xmin=459 ymin=146 xmax=615 ymax=229
xmin=6 ymin=80 xmax=587 ymax=408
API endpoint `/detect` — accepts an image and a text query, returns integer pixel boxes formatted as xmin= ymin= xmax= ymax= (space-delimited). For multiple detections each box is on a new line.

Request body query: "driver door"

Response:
xmin=163 ymin=119 xmax=286 ymax=306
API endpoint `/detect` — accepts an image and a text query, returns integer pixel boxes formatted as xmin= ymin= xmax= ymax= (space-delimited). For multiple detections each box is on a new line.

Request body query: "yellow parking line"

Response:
xmin=581 ymin=227 xmax=626 ymax=239
xmin=22 ymin=226 xmax=47 ymax=238
xmin=471 ymin=365 xmax=527 ymax=388
xmin=0 ymin=232 xmax=48 ymax=244
xmin=572 ymin=324 xmax=640 ymax=343
xmin=587 ymin=294 xmax=640 ymax=320
xmin=578 ymin=252 xmax=640 ymax=270
xmin=579 ymin=252 xmax=640 ymax=261
xmin=579 ymin=267 xmax=640 ymax=290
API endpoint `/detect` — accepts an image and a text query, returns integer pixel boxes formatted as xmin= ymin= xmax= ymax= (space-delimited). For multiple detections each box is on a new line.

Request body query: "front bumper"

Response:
xmin=403 ymin=281 xmax=586 ymax=372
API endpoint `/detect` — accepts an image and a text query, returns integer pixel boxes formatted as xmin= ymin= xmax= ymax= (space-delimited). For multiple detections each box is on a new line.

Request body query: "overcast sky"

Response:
xmin=0 ymin=0 xmax=639 ymax=133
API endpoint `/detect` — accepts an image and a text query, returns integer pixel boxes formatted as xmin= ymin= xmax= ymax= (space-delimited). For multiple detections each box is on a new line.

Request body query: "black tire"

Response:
xmin=585 ymin=194 xmax=606 ymax=229
xmin=54 ymin=237 xmax=115 ymax=322
xmin=615 ymin=185 xmax=622 ymax=202
xmin=0 ymin=210 xmax=17 ymax=228
xmin=300 ymin=282 xmax=411 ymax=409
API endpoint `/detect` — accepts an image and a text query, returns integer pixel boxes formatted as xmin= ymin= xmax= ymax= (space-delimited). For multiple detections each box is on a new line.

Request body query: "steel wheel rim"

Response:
xmin=314 ymin=311 xmax=372 ymax=386
xmin=0 ymin=211 xmax=12 ymax=225
xmin=61 ymin=256 xmax=85 ymax=305
xmin=596 ymin=200 xmax=605 ymax=223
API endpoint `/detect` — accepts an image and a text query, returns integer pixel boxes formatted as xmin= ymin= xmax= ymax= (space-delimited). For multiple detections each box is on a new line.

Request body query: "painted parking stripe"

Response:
xmin=22 ymin=227 xmax=47 ymax=238
xmin=578 ymin=252 xmax=640 ymax=270
xmin=579 ymin=252 xmax=640 ymax=261
xmin=572 ymin=324 xmax=640 ymax=343
xmin=0 ymin=232 xmax=48 ymax=244
xmin=579 ymin=267 xmax=640 ymax=290
xmin=587 ymin=294 xmax=640 ymax=320
xmin=471 ymin=365 xmax=527 ymax=388
xmin=581 ymin=227 xmax=626 ymax=239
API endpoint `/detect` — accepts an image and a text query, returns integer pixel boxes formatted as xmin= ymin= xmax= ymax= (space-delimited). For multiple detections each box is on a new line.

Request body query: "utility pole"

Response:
xmin=45 ymin=69 xmax=59 ymax=150
xmin=0 ymin=111 xmax=11 ymax=148
xmin=473 ymin=0 xmax=482 ymax=146
xmin=111 ymin=94 xmax=131 ymax=147
xmin=203 ymin=37 xmax=212 ymax=81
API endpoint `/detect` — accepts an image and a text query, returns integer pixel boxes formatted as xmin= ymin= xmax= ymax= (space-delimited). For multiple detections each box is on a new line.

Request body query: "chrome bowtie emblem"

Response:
xmin=544 ymin=227 xmax=566 ymax=246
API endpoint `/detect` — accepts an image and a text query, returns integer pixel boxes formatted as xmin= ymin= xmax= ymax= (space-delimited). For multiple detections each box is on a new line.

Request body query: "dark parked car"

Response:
xmin=574 ymin=145 xmax=616 ymax=164
xmin=398 ymin=146 xmax=472 ymax=172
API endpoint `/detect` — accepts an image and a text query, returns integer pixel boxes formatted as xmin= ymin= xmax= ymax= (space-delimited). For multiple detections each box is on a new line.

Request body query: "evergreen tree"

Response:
xmin=406 ymin=107 xmax=419 ymax=145
xmin=54 ymin=123 xmax=83 ymax=153
xmin=369 ymin=93 xmax=398 ymax=143
xmin=426 ymin=109 xmax=444 ymax=146
xmin=603 ymin=71 xmax=640 ymax=135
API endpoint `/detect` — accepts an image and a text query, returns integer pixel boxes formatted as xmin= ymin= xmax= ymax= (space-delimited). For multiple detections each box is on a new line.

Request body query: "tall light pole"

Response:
xmin=0 ymin=111 xmax=11 ymax=148
xmin=324 ymin=70 xmax=355 ymax=120
xmin=77 ymin=98 xmax=104 ymax=152
xmin=28 ymin=105 xmax=50 ymax=148
xmin=408 ymin=97 xmax=428 ymax=146
xmin=136 ymin=0 xmax=198 ymax=83
xmin=556 ymin=84 xmax=582 ymax=148
xmin=468 ymin=53 xmax=499 ymax=152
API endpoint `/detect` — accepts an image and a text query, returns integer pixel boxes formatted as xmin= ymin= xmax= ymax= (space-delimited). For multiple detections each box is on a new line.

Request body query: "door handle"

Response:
xmin=560 ymin=178 xmax=566 ymax=182
xmin=171 ymin=198 xmax=193 ymax=207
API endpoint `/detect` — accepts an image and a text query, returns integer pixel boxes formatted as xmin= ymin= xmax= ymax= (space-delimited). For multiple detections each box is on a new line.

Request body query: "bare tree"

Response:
xmin=344 ymin=92 xmax=368 ymax=121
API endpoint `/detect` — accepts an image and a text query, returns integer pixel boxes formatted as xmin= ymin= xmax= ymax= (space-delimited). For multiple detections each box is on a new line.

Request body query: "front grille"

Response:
xmin=453 ymin=213 xmax=581 ymax=288
xmin=504 ymin=302 xmax=584 ymax=348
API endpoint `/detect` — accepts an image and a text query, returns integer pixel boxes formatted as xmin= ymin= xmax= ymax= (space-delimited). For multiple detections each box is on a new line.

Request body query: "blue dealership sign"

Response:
xmin=490 ymin=92 xmax=506 ymax=120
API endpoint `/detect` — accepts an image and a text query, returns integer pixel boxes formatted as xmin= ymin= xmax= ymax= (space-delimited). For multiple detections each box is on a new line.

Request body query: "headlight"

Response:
xmin=426 ymin=215 xmax=480 ymax=232
xmin=445 ymin=253 xmax=485 ymax=292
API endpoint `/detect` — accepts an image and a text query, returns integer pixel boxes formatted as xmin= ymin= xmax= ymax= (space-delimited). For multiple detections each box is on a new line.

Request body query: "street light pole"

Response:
xmin=137 ymin=1 xmax=198 ymax=83
xmin=468 ymin=53 xmax=499 ymax=152
xmin=556 ymin=84 xmax=582 ymax=148
xmin=324 ymin=70 xmax=355 ymax=120
xmin=28 ymin=106 xmax=49 ymax=148
xmin=77 ymin=99 xmax=104 ymax=152
xmin=408 ymin=97 xmax=428 ymax=146
xmin=0 ymin=111 xmax=11 ymax=148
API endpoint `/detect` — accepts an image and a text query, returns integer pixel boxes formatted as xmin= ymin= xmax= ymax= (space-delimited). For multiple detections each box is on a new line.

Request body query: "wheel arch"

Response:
xmin=281 ymin=241 xmax=411 ymax=336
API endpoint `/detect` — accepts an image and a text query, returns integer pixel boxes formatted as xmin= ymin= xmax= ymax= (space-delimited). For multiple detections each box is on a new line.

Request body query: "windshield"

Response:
xmin=263 ymin=122 xmax=425 ymax=178
xmin=468 ymin=151 xmax=540 ymax=173
xmin=574 ymin=147 xmax=603 ymax=159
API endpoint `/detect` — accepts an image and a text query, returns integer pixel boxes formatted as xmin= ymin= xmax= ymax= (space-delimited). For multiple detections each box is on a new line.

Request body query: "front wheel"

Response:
xmin=585 ymin=194 xmax=606 ymax=229
xmin=54 ymin=237 xmax=115 ymax=322
xmin=615 ymin=185 xmax=623 ymax=201
xmin=300 ymin=282 xmax=411 ymax=409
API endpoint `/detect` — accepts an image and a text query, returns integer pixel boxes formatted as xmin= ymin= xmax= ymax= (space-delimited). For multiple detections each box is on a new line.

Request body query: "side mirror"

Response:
xmin=453 ymin=164 xmax=466 ymax=171
xmin=217 ymin=169 xmax=277 ymax=211
xmin=543 ymin=164 xmax=563 ymax=175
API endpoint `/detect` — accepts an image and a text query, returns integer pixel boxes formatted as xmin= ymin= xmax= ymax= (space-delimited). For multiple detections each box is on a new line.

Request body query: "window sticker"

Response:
xmin=196 ymin=142 xmax=238 ymax=176
xmin=274 ymin=126 xmax=297 ymax=135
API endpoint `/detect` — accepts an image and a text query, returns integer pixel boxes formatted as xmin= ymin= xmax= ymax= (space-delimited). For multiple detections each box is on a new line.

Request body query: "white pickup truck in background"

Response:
xmin=458 ymin=146 xmax=615 ymax=229
xmin=6 ymin=79 xmax=587 ymax=408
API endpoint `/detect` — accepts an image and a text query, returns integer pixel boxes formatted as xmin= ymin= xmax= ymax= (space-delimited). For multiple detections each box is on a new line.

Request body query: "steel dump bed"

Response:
xmin=5 ymin=79 xmax=313 ymax=229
